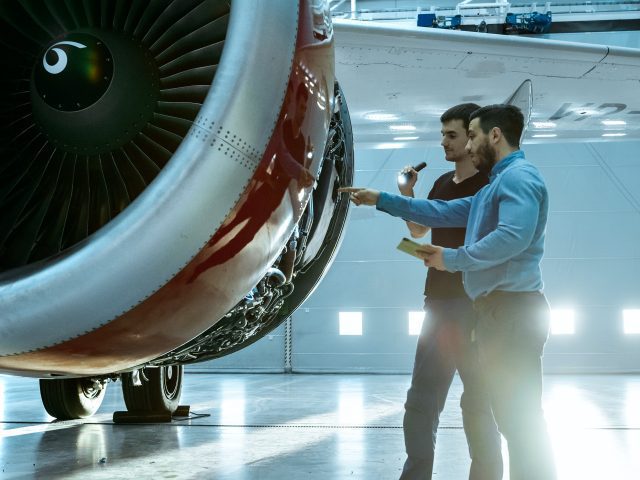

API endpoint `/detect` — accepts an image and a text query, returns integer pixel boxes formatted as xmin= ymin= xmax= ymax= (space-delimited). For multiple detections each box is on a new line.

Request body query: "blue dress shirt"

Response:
xmin=377 ymin=150 xmax=548 ymax=300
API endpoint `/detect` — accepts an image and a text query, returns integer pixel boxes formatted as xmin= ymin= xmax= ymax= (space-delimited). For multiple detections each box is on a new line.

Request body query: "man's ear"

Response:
xmin=490 ymin=126 xmax=502 ymax=144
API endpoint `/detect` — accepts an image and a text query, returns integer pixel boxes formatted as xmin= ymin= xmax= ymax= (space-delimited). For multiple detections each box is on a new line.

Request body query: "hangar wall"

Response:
xmin=191 ymin=25 xmax=640 ymax=375
xmin=193 ymin=140 xmax=640 ymax=374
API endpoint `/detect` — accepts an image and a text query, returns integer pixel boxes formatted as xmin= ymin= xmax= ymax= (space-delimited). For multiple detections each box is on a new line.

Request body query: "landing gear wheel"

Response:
xmin=121 ymin=365 xmax=183 ymax=414
xmin=39 ymin=377 xmax=107 ymax=420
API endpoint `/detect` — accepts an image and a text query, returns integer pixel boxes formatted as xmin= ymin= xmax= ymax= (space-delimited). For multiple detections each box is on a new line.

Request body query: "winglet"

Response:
xmin=504 ymin=79 xmax=533 ymax=143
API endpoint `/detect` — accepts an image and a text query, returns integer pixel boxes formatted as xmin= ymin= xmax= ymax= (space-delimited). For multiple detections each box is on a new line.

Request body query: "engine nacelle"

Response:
xmin=0 ymin=0 xmax=353 ymax=377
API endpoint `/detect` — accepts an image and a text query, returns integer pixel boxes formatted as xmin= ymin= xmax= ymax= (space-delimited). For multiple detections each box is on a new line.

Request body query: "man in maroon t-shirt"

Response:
xmin=397 ymin=104 xmax=502 ymax=480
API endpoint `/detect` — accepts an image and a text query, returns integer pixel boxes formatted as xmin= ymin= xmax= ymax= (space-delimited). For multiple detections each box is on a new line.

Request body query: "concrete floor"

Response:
xmin=0 ymin=373 xmax=639 ymax=479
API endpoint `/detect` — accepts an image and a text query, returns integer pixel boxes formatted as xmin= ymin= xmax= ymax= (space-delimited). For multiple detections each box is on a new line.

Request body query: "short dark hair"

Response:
xmin=440 ymin=103 xmax=481 ymax=130
xmin=470 ymin=104 xmax=524 ymax=148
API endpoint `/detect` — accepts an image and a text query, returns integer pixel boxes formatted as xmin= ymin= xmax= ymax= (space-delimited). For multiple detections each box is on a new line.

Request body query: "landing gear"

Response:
xmin=121 ymin=365 xmax=183 ymax=414
xmin=37 ymin=366 xmax=184 ymax=421
xmin=39 ymin=377 xmax=107 ymax=420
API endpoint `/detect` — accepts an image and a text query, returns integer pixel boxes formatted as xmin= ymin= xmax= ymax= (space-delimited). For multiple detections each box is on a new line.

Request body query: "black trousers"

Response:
xmin=400 ymin=297 xmax=502 ymax=480
xmin=473 ymin=291 xmax=557 ymax=480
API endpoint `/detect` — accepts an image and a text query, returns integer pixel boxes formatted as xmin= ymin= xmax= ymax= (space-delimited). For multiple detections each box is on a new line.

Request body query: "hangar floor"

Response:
xmin=0 ymin=373 xmax=638 ymax=479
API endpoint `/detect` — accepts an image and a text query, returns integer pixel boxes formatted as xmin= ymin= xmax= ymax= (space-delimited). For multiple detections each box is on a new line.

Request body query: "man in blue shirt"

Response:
xmin=339 ymin=104 xmax=556 ymax=480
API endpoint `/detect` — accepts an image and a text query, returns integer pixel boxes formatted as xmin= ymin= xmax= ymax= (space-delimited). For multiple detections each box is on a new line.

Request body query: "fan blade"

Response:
xmin=87 ymin=156 xmax=112 ymax=235
xmin=0 ymin=1 xmax=52 ymax=46
xmin=29 ymin=152 xmax=75 ymax=259
xmin=112 ymin=148 xmax=147 ymax=202
xmin=0 ymin=134 xmax=45 ymax=197
xmin=0 ymin=141 xmax=52 ymax=246
xmin=141 ymin=121 xmax=184 ymax=154
xmin=2 ymin=150 xmax=62 ymax=267
xmin=159 ymin=85 xmax=210 ymax=105
xmin=142 ymin=0 xmax=205 ymax=48
xmin=42 ymin=0 xmax=76 ymax=32
xmin=151 ymin=112 xmax=193 ymax=138
xmin=160 ymin=65 xmax=217 ymax=91
xmin=155 ymin=19 xmax=228 ymax=69
xmin=112 ymin=0 xmax=131 ymax=32
xmin=60 ymin=155 xmax=90 ymax=249
xmin=81 ymin=0 xmax=101 ymax=28
xmin=100 ymin=152 xmax=132 ymax=219
xmin=123 ymin=0 xmax=148 ymax=35
xmin=151 ymin=1 xmax=229 ymax=61
xmin=62 ymin=0 xmax=83 ymax=30
xmin=122 ymin=141 xmax=162 ymax=184
xmin=156 ymin=101 xmax=201 ymax=122
xmin=17 ymin=0 xmax=61 ymax=38
xmin=132 ymin=0 xmax=170 ymax=43
xmin=159 ymin=42 xmax=224 ymax=77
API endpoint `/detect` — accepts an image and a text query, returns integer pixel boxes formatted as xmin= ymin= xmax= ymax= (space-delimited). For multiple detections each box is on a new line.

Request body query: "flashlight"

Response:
xmin=398 ymin=161 xmax=427 ymax=185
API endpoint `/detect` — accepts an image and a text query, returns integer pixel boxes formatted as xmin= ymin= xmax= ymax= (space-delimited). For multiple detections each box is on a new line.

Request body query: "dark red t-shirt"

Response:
xmin=424 ymin=170 xmax=489 ymax=298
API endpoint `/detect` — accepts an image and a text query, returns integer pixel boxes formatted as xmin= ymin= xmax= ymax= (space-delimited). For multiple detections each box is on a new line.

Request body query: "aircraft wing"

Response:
xmin=334 ymin=19 xmax=640 ymax=147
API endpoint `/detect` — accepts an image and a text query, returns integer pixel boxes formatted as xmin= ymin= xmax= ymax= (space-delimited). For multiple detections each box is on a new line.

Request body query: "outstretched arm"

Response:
xmin=338 ymin=187 xmax=471 ymax=228
xmin=338 ymin=187 xmax=379 ymax=206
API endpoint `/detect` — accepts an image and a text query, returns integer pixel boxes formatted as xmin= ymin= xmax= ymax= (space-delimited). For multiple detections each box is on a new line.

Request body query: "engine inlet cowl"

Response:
xmin=0 ymin=0 xmax=303 ymax=361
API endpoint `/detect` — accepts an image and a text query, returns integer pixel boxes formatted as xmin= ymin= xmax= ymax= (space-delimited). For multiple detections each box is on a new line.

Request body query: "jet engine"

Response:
xmin=0 ymin=0 xmax=353 ymax=419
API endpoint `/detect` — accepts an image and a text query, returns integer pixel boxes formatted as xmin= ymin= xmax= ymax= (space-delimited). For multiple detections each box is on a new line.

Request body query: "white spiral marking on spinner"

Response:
xmin=43 ymin=41 xmax=87 ymax=75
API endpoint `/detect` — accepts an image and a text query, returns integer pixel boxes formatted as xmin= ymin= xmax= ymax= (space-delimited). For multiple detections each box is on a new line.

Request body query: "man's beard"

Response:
xmin=474 ymin=139 xmax=495 ymax=175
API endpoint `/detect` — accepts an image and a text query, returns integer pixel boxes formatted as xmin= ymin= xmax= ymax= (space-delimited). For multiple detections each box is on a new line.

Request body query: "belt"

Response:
xmin=473 ymin=290 xmax=543 ymax=305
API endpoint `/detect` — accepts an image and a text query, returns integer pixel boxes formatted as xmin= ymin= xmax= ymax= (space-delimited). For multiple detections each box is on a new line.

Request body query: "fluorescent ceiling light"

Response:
xmin=375 ymin=142 xmax=405 ymax=150
xmin=339 ymin=311 xmax=362 ymax=336
xmin=532 ymin=134 xmax=557 ymax=138
xmin=364 ymin=112 xmax=398 ymax=121
xmin=601 ymin=120 xmax=626 ymax=126
xmin=551 ymin=309 xmax=575 ymax=335
xmin=532 ymin=121 xmax=556 ymax=129
xmin=390 ymin=124 xmax=416 ymax=132
xmin=408 ymin=311 xmax=425 ymax=336
xmin=393 ymin=136 xmax=419 ymax=141
xmin=602 ymin=133 xmax=626 ymax=137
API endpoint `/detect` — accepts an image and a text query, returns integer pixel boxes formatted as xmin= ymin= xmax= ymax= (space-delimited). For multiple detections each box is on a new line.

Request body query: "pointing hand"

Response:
xmin=337 ymin=187 xmax=380 ymax=206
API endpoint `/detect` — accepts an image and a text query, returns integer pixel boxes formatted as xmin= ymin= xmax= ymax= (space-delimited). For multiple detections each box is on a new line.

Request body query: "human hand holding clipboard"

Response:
xmin=396 ymin=237 xmax=446 ymax=271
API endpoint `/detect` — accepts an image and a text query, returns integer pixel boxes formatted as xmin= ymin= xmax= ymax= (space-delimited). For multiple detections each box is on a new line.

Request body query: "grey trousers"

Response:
xmin=474 ymin=291 xmax=557 ymax=480
xmin=400 ymin=297 xmax=503 ymax=480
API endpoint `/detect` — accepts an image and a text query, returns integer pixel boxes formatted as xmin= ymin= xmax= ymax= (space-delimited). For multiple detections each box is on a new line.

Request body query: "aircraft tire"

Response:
xmin=121 ymin=365 xmax=183 ymax=414
xmin=39 ymin=378 xmax=107 ymax=420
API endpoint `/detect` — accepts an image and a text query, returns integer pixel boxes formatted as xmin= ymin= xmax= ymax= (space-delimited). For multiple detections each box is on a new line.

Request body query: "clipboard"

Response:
xmin=396 ymin=237 xmax=437 ymax=259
